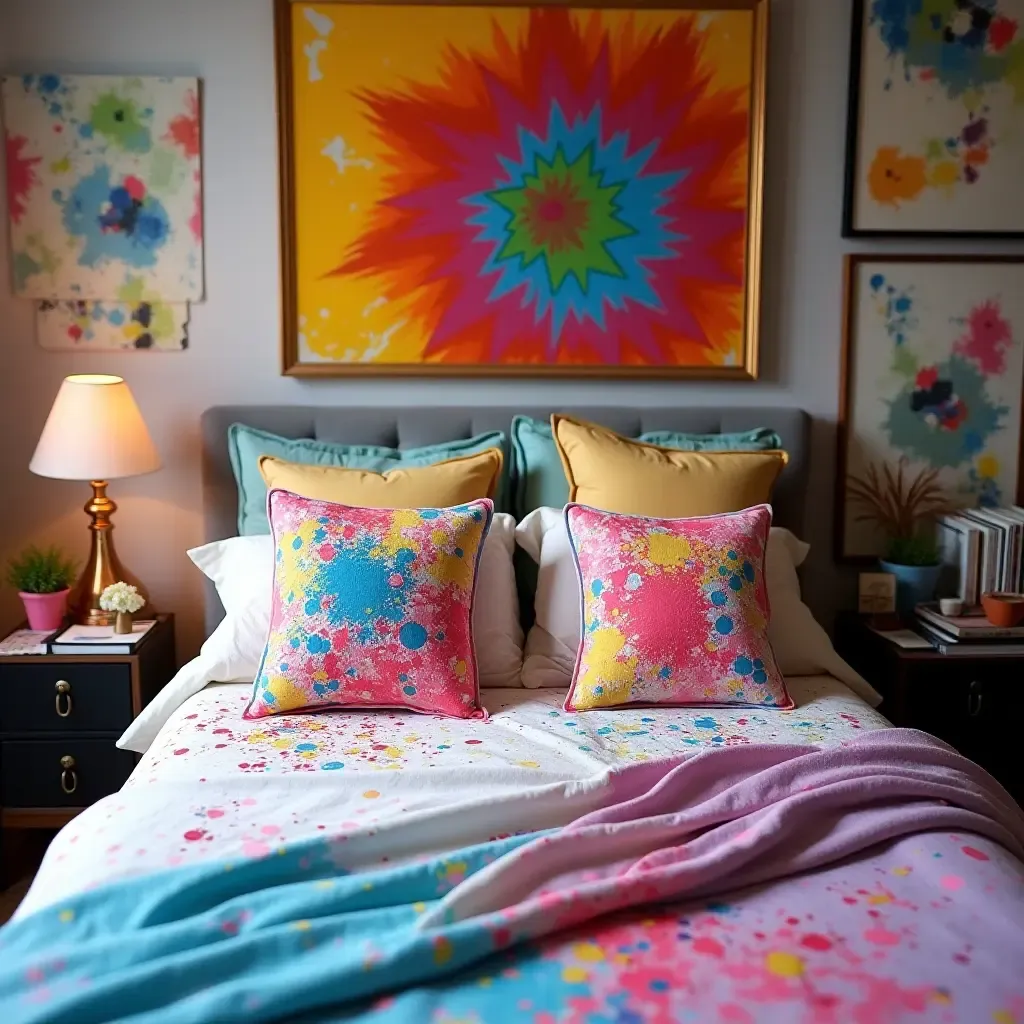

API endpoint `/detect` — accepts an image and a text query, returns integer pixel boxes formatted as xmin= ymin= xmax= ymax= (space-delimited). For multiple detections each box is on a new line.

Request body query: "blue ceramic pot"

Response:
xmin=879 ymin=560 xmax=941 ymax=615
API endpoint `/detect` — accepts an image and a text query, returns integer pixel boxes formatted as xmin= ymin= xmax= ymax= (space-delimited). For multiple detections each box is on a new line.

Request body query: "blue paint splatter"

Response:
xmin=399 ymin=622 xmax=428 ymax=650
xmin=61 ymin=166 xmax=169 ymax=269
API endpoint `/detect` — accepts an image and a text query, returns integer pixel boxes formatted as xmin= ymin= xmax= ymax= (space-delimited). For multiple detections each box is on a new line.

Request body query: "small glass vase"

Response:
xmin=114 ymin=611 xmax=133 ymax=635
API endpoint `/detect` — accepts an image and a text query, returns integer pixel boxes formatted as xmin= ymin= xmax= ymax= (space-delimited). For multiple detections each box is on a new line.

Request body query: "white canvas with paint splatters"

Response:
xmin=36 ymin=299 xmax=189 ymax=352
xmin=843 ymin=259 xmax=1024 ymax=559
xmin=2 ymin=74 xmax=203 ymax=301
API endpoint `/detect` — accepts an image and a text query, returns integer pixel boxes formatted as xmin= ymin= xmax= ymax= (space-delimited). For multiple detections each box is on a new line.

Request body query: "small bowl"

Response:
xmin=980 ymin=592 xmax=1024 ymax=628
xmin=939 ymin=598 xmax=963 ymax=617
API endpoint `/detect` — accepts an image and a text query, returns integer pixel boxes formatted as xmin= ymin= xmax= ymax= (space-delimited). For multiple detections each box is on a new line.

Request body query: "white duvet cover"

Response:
xmin=17 ymin=676 xmax=889 ymax=920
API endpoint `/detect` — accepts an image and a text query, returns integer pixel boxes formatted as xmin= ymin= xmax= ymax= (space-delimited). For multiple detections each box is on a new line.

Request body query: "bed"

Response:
xmin=4 ymin=407 xmax=1023 ymax=1024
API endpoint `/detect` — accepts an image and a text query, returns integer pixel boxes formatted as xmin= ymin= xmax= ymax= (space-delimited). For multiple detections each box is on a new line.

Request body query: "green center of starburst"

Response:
xmin=487 ymin=147 xmax=635 ymax=291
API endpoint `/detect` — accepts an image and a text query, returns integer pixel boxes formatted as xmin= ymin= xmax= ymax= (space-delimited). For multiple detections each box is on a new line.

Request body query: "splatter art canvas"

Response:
xmin=845 ymin=0 xmax=1024 ymax=237
xmin=2 ymin=74 xmax=203 ymax=300
xmin=277 ymin=0 xmax=767 ymax=377
xmin=839 ymin=257 xmax=1024 ymax=560
xmin=36 ymin=299 xmax=189 ymax=352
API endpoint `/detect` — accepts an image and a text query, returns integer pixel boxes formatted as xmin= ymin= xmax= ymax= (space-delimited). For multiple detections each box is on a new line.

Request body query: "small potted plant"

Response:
xmin=99 ymin=581 xmax=146 ymax=634
xmin=847 ymin=457 xmax=948 ymax=614
xmin=5 ymin=545 xmax=77 ymax=631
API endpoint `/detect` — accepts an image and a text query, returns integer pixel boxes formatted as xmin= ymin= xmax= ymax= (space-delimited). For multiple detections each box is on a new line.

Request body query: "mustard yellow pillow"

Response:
xmin=258 ymin=447 xmax=503 ymax=509
xmin=551 ymin=416 xmax=787 ymax=517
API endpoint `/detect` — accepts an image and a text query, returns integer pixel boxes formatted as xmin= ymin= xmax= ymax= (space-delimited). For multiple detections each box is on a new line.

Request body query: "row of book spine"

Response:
xmin=937 ymin=507 xmax=1024 ymax=606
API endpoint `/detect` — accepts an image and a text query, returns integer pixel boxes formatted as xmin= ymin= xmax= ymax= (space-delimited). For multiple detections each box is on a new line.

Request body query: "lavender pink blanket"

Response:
xmin=1 ymin=729 xmax=1022 ymax=1023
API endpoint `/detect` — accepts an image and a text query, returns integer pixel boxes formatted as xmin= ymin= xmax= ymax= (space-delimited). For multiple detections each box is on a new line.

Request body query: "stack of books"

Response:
xmin=915 ymin=603 xmax=1024 ymax=656
xmin=937 ymin=508 xmax=1024 ymax=607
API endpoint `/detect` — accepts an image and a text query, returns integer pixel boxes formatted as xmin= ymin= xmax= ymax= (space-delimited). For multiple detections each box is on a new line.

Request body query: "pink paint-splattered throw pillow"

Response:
xmin=244 ymin=490 xmax=493 ymax=721
xmin=563 ymin=503 xmax=792 ymax=713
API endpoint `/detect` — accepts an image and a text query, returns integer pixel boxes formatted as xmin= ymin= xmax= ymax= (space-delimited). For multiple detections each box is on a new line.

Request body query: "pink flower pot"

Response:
xmin=20 ymin=589 xmax=70 ymax=632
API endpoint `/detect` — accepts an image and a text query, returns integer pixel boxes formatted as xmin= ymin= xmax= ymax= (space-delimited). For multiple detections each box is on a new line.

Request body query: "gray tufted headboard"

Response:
xmin=200 ymin=406 xmax=811 ymax=636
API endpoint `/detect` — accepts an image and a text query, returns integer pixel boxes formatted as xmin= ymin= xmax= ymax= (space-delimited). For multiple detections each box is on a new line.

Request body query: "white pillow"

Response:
xmin=119 ymin=514 xmax=523 ymax=753
xmin=515 ymin=507 xmax=881 ymax=707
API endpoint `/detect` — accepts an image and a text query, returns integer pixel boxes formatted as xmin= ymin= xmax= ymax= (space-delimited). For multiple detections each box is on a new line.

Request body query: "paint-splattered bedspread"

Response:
xmin=17 ymin=677 xmax=887 ymax=920
xmin=4 ymin=732 xmax=1023 ymax=1023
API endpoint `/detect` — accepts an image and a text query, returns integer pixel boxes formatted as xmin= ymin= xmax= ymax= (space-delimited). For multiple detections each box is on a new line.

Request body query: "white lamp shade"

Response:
xmin=30 ymin=375 xmax=161 ymax=481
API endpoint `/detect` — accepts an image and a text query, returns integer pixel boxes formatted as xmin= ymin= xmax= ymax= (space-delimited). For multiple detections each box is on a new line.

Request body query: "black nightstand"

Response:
xmin=0 ymin=614 xmax=176 ymax=830
xmin=835 ymin=612 xmax=1024 ymax=805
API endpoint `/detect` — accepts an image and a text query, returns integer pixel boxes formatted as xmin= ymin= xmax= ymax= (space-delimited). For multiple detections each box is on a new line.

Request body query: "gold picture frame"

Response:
xmin=275 ymin=0 xmax=768 ymax=378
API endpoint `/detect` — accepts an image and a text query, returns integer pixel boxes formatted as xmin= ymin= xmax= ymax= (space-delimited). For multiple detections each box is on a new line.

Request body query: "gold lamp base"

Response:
xmin=72 ymin=480 xmax=148 ymax=626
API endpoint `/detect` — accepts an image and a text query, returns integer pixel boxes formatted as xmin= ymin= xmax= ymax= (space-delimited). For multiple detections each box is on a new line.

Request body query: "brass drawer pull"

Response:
xmin=60 ymin=755 xmax=78 ymax=794
xmin=55 ymin=680 xmax=73 ymax=718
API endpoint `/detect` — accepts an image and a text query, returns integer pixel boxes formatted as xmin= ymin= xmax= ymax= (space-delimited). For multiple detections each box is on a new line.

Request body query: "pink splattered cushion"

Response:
xmin=563 ymin=503 xmax=792 ymax=713
xmin=244 ymin=490 xmax=493 ymax=721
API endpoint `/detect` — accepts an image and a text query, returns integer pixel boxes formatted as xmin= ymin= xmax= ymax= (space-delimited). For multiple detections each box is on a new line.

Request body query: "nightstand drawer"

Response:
xmin=0 ymin=663 xmax=133 ymax=733
xmin=1 ymin=739 xmax=136 ymax=808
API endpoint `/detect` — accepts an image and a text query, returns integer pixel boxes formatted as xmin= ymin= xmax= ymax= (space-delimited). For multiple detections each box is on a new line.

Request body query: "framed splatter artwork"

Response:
xmin=2 ymin=73 xmax=203 ymax=300
xmin=837 ymin=256 xmax=1024 ymax=562
xmin=276 ymin=0 xmax=768 ymax=377
xmin=843 ymin=0 xmax=1024 ymax=238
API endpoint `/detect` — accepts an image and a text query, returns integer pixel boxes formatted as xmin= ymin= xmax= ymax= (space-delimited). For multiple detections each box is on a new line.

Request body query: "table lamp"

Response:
xmin=29 ymin=375 xmax=161 ymax=625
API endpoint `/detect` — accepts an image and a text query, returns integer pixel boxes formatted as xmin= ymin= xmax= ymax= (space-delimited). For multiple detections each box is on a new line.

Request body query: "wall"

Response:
xmin=0 ymin=0 xmax=1019 ymax=659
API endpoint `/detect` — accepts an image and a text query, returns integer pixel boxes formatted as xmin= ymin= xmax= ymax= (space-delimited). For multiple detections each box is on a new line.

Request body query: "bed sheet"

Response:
xmin=17 ymin=677 xmax=888 ymax=920
xmin=136 ymin=674 xmax=885 ymax=780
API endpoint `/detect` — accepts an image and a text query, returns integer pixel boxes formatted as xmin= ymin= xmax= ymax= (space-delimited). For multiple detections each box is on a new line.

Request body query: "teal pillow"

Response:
xmin=229 ymin=424 xmax=508 ymax=535
xmin=509 ymin=416 xmax=783 ymax=520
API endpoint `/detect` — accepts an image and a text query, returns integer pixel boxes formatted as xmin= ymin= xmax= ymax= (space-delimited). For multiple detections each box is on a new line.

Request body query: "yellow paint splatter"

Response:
xmin=992 ymin=1010 xmax=1015 ymax=1024
xmin=978 ymin=454 xmax=1001 ymax=479
xmin=646 ymin=532 xmax=691 ymax=567
xmin=562 ymin=966 xmax=589 ymax=983
xmin=928 ymin=160 xmax=959 ymax=189
xmin=314 ymin=880 xmax=335 ymax=890
xmin=412 ymin=901 xmax=427 ymax=913
xmin=429 ymin=550 xmax=474 ymax=590
xmin=578 ymin=626 xmax=636 ymax=707
xmin=517 ymin=760 xmax=540 ymax=768
xmin=765 ymin=951 xmax=804 ymax=977
xmin=867 ymin=894 xmax=891 ymax=905
xmin=373 ymin=509 xmax=423 ymax=559
xmin=273 ymin=738 xmax=292 ymax=749
xmin=293 ymin=920 xmax=312 ymax=931
xmin=573 ymin=942 xmax=605 ymax=962
xmin=363 ymin=789 xmax=380 ymax=799
xmin=58 ymin=908 xmax=74 ymax=923
xmin=434 ymin=937 xmax=453 ymax=965
xmin=385 ymin=746 xmax=402 ymax=758
xmin=264 ymin=674 xmax=309 ymax=713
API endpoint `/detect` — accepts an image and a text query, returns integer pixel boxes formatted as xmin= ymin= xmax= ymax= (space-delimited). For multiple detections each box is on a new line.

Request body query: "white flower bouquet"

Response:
xmin=99 ymin=582 xmax=145 ymax=614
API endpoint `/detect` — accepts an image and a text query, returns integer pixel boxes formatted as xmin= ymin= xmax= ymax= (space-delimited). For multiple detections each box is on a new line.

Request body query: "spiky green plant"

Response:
xmin=5 ymin=546 xmax=77 ymax=594
xmin=884 ymin=534 xmax=942 ymax=567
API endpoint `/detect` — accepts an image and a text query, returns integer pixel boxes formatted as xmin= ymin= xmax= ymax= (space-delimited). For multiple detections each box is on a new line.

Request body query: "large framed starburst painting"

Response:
xmin=276 ymin=0 xmax=768 ymax=377
xmin=837 ymin=256 xmax=1024 ymax=561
